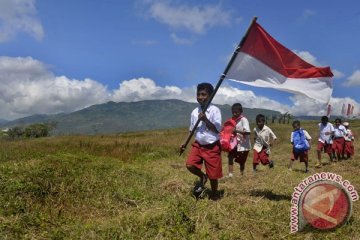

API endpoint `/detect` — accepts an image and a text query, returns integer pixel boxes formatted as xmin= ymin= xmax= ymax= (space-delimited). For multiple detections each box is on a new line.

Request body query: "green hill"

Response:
xmin=0 ymin=99 xmax=281 ymax=135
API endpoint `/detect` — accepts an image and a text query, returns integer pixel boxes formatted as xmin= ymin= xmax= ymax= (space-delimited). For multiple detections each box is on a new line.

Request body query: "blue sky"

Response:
xmin=0 ymin=0 xmax=360 ymax=120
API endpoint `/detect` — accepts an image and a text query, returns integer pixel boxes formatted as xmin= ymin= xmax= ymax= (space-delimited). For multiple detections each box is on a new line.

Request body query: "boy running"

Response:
xmin=253 ymin=114 xmax=277 ymax=172
xmin=316 ymin=116 xmax=334 ymax=167
xmin=343 ymin=122 xmax=355 ymax=159
xmin=227 ymin=103 xmax=251 ymax=177
xmin=288 ymin=120 xmax=312 ymax=173
xmin=180 ymin=82 xmax=222 ymax=200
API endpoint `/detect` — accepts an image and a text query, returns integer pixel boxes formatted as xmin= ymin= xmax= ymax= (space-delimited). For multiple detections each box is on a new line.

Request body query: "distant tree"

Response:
xmin=271 ymin=115 xmax=277 ymax=124
xmin=8 ymin=126 xmax=24 ymax=139
xmin=24 ymin=123 xmax=50 ymax=138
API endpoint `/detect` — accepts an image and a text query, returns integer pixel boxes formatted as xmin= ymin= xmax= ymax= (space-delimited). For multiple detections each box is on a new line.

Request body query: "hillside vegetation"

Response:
xmin=0 ymin=120 xmax=359 ymax=239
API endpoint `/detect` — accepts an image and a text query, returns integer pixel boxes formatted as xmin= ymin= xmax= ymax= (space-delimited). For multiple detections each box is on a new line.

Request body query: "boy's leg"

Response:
xmin=236 ymin=151 xmax=248 ymax=175
xmin=316 ymin=142 xmax=323 ymax=167
xmin=228 ymin=152 xmax=234 ymax=177
xmin=288 ymin=160 xmax=294 ymax=170
xmin=209 ymin=179 xmax=220 ymax=200
xmin=304 ymin=161 xmax=309 ymax=173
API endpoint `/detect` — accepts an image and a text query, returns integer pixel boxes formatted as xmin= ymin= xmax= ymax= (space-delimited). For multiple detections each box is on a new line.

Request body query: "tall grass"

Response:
xmin=0 ymin=121 xmax=359 ymax=239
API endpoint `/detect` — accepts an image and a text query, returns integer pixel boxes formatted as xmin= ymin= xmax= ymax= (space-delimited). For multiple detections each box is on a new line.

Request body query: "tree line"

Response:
xmin=3 ymin=122 xmax=57 ymax=139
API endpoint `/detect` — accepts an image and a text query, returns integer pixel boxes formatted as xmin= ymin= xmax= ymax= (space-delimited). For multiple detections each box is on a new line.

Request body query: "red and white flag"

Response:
xmin=347 ymin=104 xmax=351 ymax=116
xmin=327 ymin=104 xmax=332 ymax=117
xmin=226 ymin=21 xmax=333 ymax=103
xmin=341 ymin=103 xmax=346 ymax=115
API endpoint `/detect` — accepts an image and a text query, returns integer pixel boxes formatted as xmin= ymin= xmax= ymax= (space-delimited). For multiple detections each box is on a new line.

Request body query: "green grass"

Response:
xmin=0 ymin=121 xmax=359 ymax=239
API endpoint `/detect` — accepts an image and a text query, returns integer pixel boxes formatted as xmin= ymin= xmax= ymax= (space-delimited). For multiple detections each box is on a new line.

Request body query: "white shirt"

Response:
xmin=235 ymin=117 xmax=251 ymax=151
xmin=334 ymin=125 xmax=347 ymax=138
xmin=344 ymin=129 xmax=354 ymax=141
xmin=253 ymin=125 xmax=277 ymax=153
xmin=190 ymin=104 xmax=222 ymax=145
xmin=290 ymin=129 xmax=312 ymax=142
xmin=318 ymin=122 xmax=334 ymax=144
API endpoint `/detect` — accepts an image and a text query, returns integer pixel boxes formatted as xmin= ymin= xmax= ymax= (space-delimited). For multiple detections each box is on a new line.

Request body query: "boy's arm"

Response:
xmin=180 ymin=131 xmax=192 ymax=153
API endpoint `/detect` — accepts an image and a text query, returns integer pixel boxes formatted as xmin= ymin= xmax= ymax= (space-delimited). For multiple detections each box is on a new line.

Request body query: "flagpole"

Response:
xmin=179 ymin=17 xmax=258 ymax=155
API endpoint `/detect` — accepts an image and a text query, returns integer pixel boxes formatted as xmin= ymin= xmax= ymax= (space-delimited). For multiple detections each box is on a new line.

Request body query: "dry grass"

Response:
xmin=0 ymin=121 xmax=359 ymax=239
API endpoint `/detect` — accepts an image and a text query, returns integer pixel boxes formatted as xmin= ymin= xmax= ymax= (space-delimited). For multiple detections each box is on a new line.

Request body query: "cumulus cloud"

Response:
xmin=0 ymin=0 xmax=44 ymax=42
xmin=343 ymin=70 xmax=360 ymax=87
xmin=1 ymin=56 xmax=359 ymax=120
xmin=146 ymin=0 xmax=231 ymax=34
xmin=0 ymin=56 xmax=109 ymax=119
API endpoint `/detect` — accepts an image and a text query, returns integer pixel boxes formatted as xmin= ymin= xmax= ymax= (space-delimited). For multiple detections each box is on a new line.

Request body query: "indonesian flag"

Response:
xmin=226 ymin=22 xmax=333 ymax=103
xmin=341 ymin=103 xmax=346 ymax=115
xmin=347 ymin=104 xmax=351 ymax=116
xmin=327 ymin=104 xmax=331 ymax=117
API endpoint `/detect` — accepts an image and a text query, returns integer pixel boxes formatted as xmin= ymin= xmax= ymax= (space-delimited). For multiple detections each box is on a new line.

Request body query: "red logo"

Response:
xmin=300 ymin=182 xmax=352 ymax=230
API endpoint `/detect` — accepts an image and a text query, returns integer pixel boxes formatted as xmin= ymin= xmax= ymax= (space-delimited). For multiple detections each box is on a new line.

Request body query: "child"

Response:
xmin=288 ymin=120 xmax=312 ymax=173
xmin=253 ymin=114 xmax=277 ymax=172
xmin=180 ymin=82 xmax=222 ymax=201
xmin=343 ymin=122 xmax=355 ymax=159
xmin=332 ymin=118 xmax=347 ymax=160
xmin=316 ymin=116 xmax=334 ymax=167
xmin=227 ymin=103 xmax=251 ymax=177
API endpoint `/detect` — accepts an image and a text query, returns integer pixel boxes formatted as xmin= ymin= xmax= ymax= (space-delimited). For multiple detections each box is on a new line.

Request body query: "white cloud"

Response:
xmin=112 ymin=77 xmax=183 ymax=102
xmin=343 ymin=70 xmax=360 ymax=87
xmin=1 ymin=56 xmax=359 ymax=120
xmin=146 ymin=1 xmax=231 ymax=34
xmin=301 ymin=9 xmax=316 ymax=20
xmin=0 ymin=0 xmax=44 ymax=42
xmin=0 ymin=56 xmax=109 ymax=119
xmin=170 ymin=33 xmax=193 ymax=45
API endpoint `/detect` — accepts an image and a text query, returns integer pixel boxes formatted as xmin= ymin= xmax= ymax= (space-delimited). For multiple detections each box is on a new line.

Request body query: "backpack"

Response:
xmin=293 ymin=129 xmax=310 ymax=153
xmin=220 ymin=116 xmax=242 ymax=152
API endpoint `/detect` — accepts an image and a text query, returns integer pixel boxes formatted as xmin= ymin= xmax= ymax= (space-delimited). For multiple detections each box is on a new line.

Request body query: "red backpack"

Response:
xmin=220 ymin=116 xmax=242 ymax=152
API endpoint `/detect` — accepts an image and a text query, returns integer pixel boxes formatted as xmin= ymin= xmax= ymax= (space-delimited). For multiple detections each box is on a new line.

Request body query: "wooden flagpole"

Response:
xmin=179 ymin=17 xmax=258 ymax=155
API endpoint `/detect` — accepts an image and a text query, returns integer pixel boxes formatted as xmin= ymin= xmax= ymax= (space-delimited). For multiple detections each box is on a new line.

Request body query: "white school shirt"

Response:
xmin=253 ymin=125 xmax=277 ymax=153
xmin=344 ymin=129 xmax=354 ymax=141
xmin=290 ymin=129 xmax=312 ymax=142
xmin=235 ymin=117 xmax=251 ymax=151
xmin=189 ymin=104 xmax=222 ymax=145
xmin=318 ymin=122 xmax=334 ymax=144
xmin=333 ymin=125 xmax=347 ymax=138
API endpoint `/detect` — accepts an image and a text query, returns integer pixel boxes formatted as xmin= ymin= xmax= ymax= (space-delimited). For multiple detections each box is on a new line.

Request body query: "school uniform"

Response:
xmin=317 ymin=122 xmax=334 ymax=154
xmin=253 ymin=125 xmax=277 ymax=165
xmin=332 ymin=125 xmax=347 ymax=155
xmin=291 ymin=129 xmax=312 ymax=162
xmin=228 ymin=116 xmax=251 ymax=165
xmin=344 ymin=128 xmax=355 ymax=157
xmin=186 ymin=104 xmax=223 ymax=180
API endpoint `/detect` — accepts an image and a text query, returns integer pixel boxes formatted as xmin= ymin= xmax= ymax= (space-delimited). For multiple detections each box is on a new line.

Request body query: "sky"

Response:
xmin=0 ymin=0 xmax=360 ymax=120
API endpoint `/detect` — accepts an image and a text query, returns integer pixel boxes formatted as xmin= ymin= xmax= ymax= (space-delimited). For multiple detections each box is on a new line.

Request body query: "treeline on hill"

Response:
xmin=2 ymin=122 xmax=57 ymax=139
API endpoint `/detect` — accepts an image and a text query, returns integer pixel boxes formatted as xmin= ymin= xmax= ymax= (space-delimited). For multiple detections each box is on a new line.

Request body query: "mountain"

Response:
xmin=0 ymin=99 xmax=281 ymax=135
xmin=0 ymin=118 xmax=8 ymax=124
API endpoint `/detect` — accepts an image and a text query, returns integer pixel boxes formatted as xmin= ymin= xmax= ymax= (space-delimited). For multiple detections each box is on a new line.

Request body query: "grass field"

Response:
xmin=0 ymin=120 xmax=359 ymax=239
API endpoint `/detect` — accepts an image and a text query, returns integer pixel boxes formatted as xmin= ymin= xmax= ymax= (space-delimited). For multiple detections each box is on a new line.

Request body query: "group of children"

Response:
xmin=180 ymin=82 xmax=355 ymax=201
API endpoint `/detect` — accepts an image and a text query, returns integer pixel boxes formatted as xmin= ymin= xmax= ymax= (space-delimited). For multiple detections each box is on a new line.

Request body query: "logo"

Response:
xmin=290 ymin=172 xmax=358 ymax=233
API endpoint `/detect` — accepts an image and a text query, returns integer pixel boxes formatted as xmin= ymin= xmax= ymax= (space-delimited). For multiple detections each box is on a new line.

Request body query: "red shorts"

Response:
xmin=332 ymin=137 xmax=345 ymax=155
xmin=186 ymin=141 xmax=222 ymax=180
xmin=317 ymin=141 xmax=332 ymax=154
xmin=228 ymin=149 xmax=249 ymax=165
xmin=344 ymin=141 xmax=354 ymax=156
xmin=291 ymin=150 xmax=309 ymax=162
xmin=253 ymin=148 xmax=270 ymax=165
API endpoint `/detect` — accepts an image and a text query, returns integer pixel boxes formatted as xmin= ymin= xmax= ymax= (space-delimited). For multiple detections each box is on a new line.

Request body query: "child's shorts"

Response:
xmin=186 ymin=141 xmax=222 ymax=180
xmin=291 ymin=150 xmax=309 ymax=162
xmin=253 ymin=148 xmax=270 ymax=165
xmin=317 ymin=141 xmax=332 ymax=154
